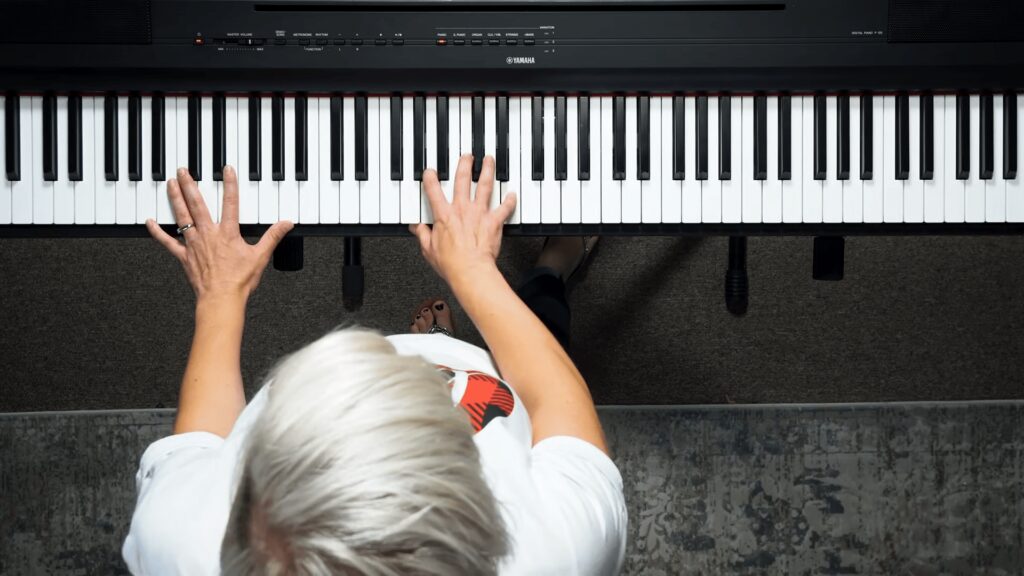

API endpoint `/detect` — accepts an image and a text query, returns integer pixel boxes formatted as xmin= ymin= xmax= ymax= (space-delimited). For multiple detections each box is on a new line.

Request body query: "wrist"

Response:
xmin=447 ymin=262 xmax=504 ymax=295
xmin=195 ymin=291 xmax=249 ymax=315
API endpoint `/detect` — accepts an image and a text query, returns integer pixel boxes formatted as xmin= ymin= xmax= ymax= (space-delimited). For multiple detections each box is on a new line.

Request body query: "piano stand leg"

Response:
xmin=343 ymin=236 xmax=364 ymax=307
xmin=273 ymin=236 xmax=304 ymax=272
xmin=725 ymin=236 xmax=749 ymax=317
xmin=812 ymin=236 xmax=845 ymax=281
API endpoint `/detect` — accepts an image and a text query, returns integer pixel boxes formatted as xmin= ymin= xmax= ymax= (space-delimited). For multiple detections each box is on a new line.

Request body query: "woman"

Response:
xmin=122 ymin=154 xmax=627 ymax=575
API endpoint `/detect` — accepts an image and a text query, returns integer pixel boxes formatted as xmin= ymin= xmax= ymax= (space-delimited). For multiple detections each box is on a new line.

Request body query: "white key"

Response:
xmin=782 ymin=96 xmax=802 ymax=223
xmin=703 ymin=96 xmax=721 ymax=223
xmin=401 ymin=97 xmax=419 ymax=224
xmin=682 ymin=96 xmax=701 ymax=224
xmin=943 ymin=95 xmax=965 ymax=222
xmin=965 ymin=94 xmax=985 ymax=222
xmin=485 ymin=96 xmax=499 ymax=213
xmin=641 ymin=97 xmax=661 ymax=223
xmin=155 ymin=97 xmax=174 ymax=224
xmin=563 ymin=96 xmax=582 ymax=224
xmin=822 ymin=96 xmax=843 ymax=223
xmin=54 ymin=96 xmax=74 ymax=224
xmin=660 ymin=96 xmax=681 ymax=224
xmin=259 ymin=96 xmax=278 ymax=223
xmin=621 ymin=96 xmax=641 ymax=223
xmin=460 ymin=96 xmax=473 ymax=199
xmin=299 ymin=97 xmax=319 ymax=224
xmin=601 ymin=96 xmax=621 ymax=224
xmin=923 ymin=95 xmax=944 ymax=223
xmin=422 ymin=95 xmax=437 ymax=224
xmin=31 ymin=96 xmax=54 ymax=224
xmin=113 ymin=96 xmax=134 ymax=224
xmin=340 ymin=96 xmax=358 ymax=224
xmin=763 ymin=95 xmax=782 ymax=223
xmin=279 ymin=96 xmax=299 ymax=222
xmin=741 ymin=96 xmax=760 ymax=223
xmin=521 ymin=96 xmax=542 ymax=223
xmin=223 ymin=97 xmax=239 ymax=221
xmin=379 ymin=98 xmax=400 ymax=224
xmin=904 ymin=95 xmax=924 ymax=223
xmin=238 ymin=97 xmax=258 ymax=224
xmin=94 ymin=98 xmax=116 ymax=224
xmin=541 ymin=96 xmax=560 ymax=224
xmin=882 ymin=95 xmax=902 ymax=222
xmin=802 ymin=96 xmax=821 ymax=223
xmin=0 ymin=94 xmax=9 ymax=224
xmin=360 ymin=97 xmax=380 ymax=224
xmin=315 ymin=97 xmax=337 ymax=225
xmin=199 ymin=96 xmax=216 ymax=221
xmin=136 ymin=96 xmax=154 ymax=224
xmin=1008 ymin=94 xmax=1024 ymax=222
xmin=985 ymin=95 xmax=1006 ymax=222
xmin=843 ymin=95 xmax=863 ymax=223
xmin=503 ymin=96 xmax=522 ymax=225
xmin=444 ymin=95 xmax=460 ymax=206
xmin=863 ymin=96 xmax=884 ymax=223
xmin=579 ymin=96 xmax=600 ymax=224
xmin=720 ymin=97 xmax=741 ymax=223
xmin=76 ymin=97 xmax=97 ymax=224
xmin=11 ymin=96 xmax=33 ymax=223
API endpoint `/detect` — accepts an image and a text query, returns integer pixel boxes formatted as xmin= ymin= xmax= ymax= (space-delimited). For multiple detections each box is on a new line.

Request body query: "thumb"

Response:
xmin=410 ymin=223 xmax=433 ymax=258
xmin=256 ymin=220 xmax=295 ymax=256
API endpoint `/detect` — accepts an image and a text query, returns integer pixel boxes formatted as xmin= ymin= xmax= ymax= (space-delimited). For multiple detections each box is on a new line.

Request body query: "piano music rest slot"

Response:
xmin=273 ymin=235 xmax=303 ymax=272
xmin=812 ymin=236 xmax=844 ymax=281
xmin=343 ymin=236 xmax=364 ymax=306
xmin=725 ymin=236 xmax=748 ymax=316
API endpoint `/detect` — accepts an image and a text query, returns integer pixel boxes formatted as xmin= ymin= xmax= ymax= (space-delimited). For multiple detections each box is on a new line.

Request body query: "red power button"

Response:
xmin=436 ymin=38 xmax=447 ymax=46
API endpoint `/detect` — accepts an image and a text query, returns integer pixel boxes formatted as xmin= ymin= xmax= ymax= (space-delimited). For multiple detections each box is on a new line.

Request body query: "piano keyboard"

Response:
xmin=1 ymin=92 xmax=1021 ymax=227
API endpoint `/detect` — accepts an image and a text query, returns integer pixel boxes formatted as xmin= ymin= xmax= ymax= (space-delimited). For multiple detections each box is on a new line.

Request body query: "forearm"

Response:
xmin=451 ymin=265 xmax=608 ymax=453
xmin=173 ymin=294 xmax=248 ymax=437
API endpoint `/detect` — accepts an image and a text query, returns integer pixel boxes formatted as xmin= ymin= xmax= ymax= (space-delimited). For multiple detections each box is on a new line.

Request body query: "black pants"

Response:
xmin=514 ymin=266 xmax=571 ymax=353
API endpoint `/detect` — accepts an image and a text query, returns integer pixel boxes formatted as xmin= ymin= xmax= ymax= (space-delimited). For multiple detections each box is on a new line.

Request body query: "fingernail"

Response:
xmin=435 ymin=303 xmax=444 ymax=311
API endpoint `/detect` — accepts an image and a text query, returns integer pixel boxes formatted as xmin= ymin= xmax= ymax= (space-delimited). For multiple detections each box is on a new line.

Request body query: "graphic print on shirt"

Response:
xmin=439 ymin=365 xmax=516 ymax=433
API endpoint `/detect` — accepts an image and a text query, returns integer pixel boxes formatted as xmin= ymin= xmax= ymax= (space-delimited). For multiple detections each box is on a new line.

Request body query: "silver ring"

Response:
xmin=427 ymin=324 xmax=453 ymax=337
xmin=176 ymin=223 xmax=194 ymax=235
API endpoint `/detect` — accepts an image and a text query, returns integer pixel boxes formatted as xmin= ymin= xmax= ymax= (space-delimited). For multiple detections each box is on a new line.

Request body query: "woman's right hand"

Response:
xmin=410 ymin=154 xmax=516 ymax=288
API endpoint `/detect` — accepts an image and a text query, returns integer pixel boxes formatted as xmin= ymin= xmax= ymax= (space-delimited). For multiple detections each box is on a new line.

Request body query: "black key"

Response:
xmin=68 ymin=93 xmax=83 ymax=181
xmin=496 ymin=95 xmax=509 ymax=182
xmin=42 ymin=92 xmax=57 ymax=181
xmin=837 ymin=93 xmax=850 ymax=181
xmin=128 ymin=93 xmax=142 ymax=181
xmin=151 ymin=93 xmax=164 ymax=181
xmin=637 ymin=95 xmax=650 ymax=181
xmin=812 ymin=94 xmax=825 ymax=180
xmin=5 ymin=93 xmax=19 ymax=181
xmin=187 ymin=93 xmax=201 ymax=180
xmin=956 ymin=92 xmax=970 ymax=179
xmin=390 ymin=94 xmax=402 ymax=181
xmin=895 ymin=92 xmax=910 ymax=180
xmin=578 ymin=95 xmax=590 ymax=180
xmin=672 ymin=95 xmax=684 ymax=180
xmin=213 ymin=93 xmax=226 ymax=181
xmin=354 ymin=94 xmax=368 ymax=181
xmin=753 ymin=94 xmax=766 ymax=180
xmin=248 ymin=94 xmax=261 ymax=181
xmin=531 ymin=95 xmax=543 ymax=181
xmin=555 ymin=95 xmax=567 ymax=181
xmin=1006 ymin=92 xmax=1018 ymax=180
xmin=471 ymin=94 xmax=484 ymax=181
xmin=414 ymin=95 xmax=427 ymax=181
xmin=921 ymin=93 xmax=934 ymax=180
xmin=980 ymin=92 xmax=994 ymax=180
xmin=436 ymin=95 xmax=449 ymax=180
xmin=860 ymin=94 xmax=873 ymax=180
xmin=295 ymin=93 xmax=308 ymax=181
xmin=696 ymin=95 xmax=708 ymax=180
xmin=719 ymin=95 xmax=732 ymax=180
xmin=779 ymin=94 xmax=792 ymax=180
xmin=105 ymin=92 xmax=118 ymax=181
xmin=272 ymin=93 xmax=284 ymax=181
xmin=612 ymin=95 xmax=625 ymax=180
xmin=329 ymin=95 xmax=343 ymax=181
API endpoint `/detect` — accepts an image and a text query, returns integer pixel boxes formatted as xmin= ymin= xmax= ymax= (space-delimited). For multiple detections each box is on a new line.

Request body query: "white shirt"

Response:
xmin=122 ymin=334 xmax=628 ymax=575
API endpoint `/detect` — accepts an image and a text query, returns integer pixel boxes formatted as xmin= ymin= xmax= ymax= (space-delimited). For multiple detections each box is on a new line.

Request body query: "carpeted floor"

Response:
xmin=2 ymin=233 xmax=1024 ymax=411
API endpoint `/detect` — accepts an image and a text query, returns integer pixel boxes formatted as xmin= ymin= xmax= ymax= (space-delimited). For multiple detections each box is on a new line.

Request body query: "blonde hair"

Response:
xmin=221 ymin=327 xmax=508 ymax=575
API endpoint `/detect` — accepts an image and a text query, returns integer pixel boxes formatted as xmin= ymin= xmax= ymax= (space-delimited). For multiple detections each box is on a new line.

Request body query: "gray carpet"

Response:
xmin=2 ymin=234 xmax=1024 ymax=411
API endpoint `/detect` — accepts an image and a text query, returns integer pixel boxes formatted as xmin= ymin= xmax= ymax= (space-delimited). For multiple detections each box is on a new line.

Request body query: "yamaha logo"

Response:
xmin=506 ymin=56 xmax=536 ymax=65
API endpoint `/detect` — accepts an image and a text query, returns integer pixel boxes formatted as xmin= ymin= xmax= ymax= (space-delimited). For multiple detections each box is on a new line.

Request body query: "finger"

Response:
xmin=176 ymin=167 xmax=213 ymax=227
xmin=167 ymin=177 xmax=192 ymax=228
xmin=493 ymin=190 xmax=517 ymax=225
xmin=255 ymin=220 xmax=295 ymax=257
xmin=421 ymin=169 xmax=449 ymax=219
xmin=145 ymin=219 xmax=187 ymax=261
xmin=221 ymin=165 xmax=240 ymax=228
xmin=410 ymin=223 xmax=432 ymax=256
xmin=452 ymin=154 xmax=473 ymax=205
xmin=475 ymin=155 xmax=495 ymax=208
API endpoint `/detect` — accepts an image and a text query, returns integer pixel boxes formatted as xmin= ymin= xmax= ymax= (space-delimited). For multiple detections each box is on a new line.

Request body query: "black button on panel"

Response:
xmin=392 ymin=38 xmax=404 ymax=45
xmin=471 ymin=38 xmax=483 ymax=45
xmin=506 ymin=39 xmax=518 ymax=45
xmin=298 ymin=38 xmax=310 ymax=45
xmin=273 ymin=38 xmax=286 ymax=45
xmin=524 ymin=39 xmax=536 ymax=45
xmin=453 ymin=39 xmax=466 ymax=45
xmin=333 ymin=38 xmax=345 ymax=45
xmin=351 ymin=38 xmax=364 ymax=46
xmin=488 ymin=39 xmax=500 ymax=45
xmin=374 ymin=38 xmax=387 ymax=45
xmin=315 ymin=38 xmax=328 ymax=45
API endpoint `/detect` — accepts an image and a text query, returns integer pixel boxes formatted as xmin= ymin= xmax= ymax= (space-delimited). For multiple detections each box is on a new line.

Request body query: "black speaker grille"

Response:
xmin=889 ymin=0 xmax=1024 ymax=42
xmin=0 ymin=0 xmax=152 ymax=44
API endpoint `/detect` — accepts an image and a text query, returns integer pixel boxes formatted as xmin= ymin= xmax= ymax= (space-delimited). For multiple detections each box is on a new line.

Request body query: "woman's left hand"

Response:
xmin=145 ymin=166 xmax=294 ymax=302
